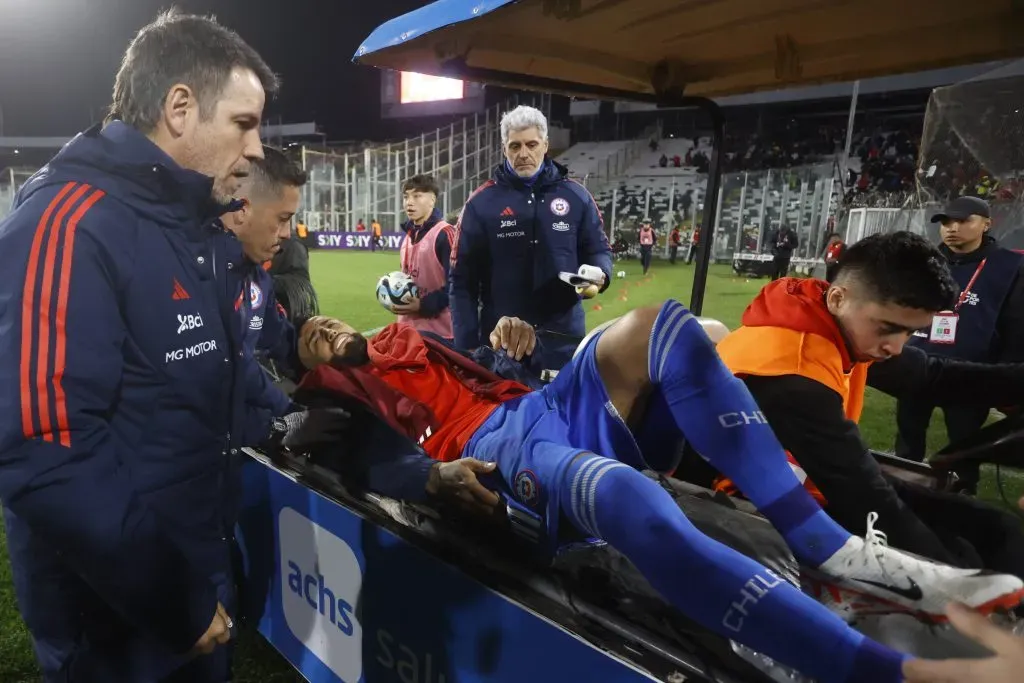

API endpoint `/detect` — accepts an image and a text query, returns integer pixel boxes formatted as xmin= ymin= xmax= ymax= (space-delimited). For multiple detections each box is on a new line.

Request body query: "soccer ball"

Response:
xmin=376 ymin=271 xmax=419 ymax=311
xmin=616 ymin=270 xmax=626 ymax=278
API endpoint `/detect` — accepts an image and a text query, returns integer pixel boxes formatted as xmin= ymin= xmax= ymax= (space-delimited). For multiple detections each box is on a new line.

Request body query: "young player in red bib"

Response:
xmin=391 ymin=174 xmax=455 ymax=339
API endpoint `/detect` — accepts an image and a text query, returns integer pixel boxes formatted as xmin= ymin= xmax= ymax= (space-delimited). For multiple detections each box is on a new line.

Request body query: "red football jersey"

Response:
xmin=366 ymin=326 xmax=525 ymax=461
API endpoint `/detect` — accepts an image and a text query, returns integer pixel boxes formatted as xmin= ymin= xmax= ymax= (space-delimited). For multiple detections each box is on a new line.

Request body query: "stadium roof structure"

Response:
xmin=353 ymin=0 xmax=1024 ymax=103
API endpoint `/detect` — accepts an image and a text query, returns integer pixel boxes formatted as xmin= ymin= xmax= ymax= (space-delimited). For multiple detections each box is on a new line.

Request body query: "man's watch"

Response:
xmin=267 ymin=417 xmax=289 ymax=448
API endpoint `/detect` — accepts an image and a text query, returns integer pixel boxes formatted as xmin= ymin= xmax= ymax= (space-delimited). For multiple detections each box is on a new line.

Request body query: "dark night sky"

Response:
xmin=0 ymin=0 xmax=431 ymax=140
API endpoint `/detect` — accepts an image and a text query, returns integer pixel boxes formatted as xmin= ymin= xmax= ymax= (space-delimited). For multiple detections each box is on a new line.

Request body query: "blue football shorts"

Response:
xmin=462 ymin=330 xmax=648 ymax=541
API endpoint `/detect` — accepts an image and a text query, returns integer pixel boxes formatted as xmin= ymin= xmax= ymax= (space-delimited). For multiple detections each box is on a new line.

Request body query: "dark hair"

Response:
xmin=834 ymin=231 xmax=957 ymax=311
xmin=402 ymin=174 xmax=440 ymax=196
xmin=109 ymin=9 xmax=279 ymax=133
xmin=249 ymin=145 xmax=307 ymax=197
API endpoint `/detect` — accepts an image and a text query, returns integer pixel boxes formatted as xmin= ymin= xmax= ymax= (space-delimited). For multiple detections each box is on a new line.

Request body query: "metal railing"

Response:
xmin=592 ymin=162 xmax=839 ymax=262
xmin=298 ymin=94 xmax=549 ymax=232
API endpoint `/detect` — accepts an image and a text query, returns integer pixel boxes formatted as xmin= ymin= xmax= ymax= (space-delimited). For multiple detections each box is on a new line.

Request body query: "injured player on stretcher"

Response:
xmin=293 ymin=302 xmax=1024 ymax=683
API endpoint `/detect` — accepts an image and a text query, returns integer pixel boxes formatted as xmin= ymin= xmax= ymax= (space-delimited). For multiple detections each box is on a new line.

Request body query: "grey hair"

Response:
xmin=500 ymin=105 xmax=548 ymax=146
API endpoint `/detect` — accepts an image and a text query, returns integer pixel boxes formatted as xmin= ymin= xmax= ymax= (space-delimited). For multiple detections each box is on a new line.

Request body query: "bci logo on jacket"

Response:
xmin=176 ymin=313 xmax=204 ymax=335
xmin=280 ymin=507 xmax=363 ymax=682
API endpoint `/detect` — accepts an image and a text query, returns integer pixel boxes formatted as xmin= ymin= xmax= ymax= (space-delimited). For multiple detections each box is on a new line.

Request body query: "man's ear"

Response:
xmin=229 ymin=199 xmax=249 ymax=227
xmin=825 ymin=284 xmax=845 ymax=314
xmin=163 ymin=83 xmax=196 ymax=138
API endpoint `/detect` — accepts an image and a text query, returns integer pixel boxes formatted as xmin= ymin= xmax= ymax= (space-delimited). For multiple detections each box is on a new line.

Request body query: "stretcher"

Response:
xmin=237 ymin=406 xmax=1010 ymax=683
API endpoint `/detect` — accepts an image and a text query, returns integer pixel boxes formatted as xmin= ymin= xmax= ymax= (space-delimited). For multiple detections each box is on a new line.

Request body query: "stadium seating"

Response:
xmin=624 ymin=137 xmax=713 ymax=176
xmin=554 ymin=140 xmax=633 ymax=180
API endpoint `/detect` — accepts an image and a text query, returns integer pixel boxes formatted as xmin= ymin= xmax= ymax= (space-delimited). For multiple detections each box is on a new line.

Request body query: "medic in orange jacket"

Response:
xmin=712 ymin=274 xmax=1024 ymax=568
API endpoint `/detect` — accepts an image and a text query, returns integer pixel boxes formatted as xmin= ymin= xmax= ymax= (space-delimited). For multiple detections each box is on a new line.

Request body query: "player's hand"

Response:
xmin=426 ymin=459 xmax=501 ymax=516
xmin=298 ymin=316 xmax=348 ymax=369
xmin=391 ymin=297 xmax=422 ymax=315
xmin=902 ymin=602 xmax=1024 ymax=683
xmin=191 ymin=602 xmax=232 ymax=656
xmin=489 ymin=317 xmax=536 ymax=361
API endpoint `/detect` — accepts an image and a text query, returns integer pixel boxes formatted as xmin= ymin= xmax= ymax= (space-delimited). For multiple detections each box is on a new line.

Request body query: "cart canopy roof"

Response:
xmin=355 ymin=0 xmax=1024 ymax=100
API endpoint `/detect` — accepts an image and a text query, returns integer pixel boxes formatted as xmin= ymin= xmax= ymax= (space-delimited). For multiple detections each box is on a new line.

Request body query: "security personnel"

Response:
xmin=450 ymin=105 xmax=612 ymax=368
xmin=896 ymin=196 xmax=1024 ymax=493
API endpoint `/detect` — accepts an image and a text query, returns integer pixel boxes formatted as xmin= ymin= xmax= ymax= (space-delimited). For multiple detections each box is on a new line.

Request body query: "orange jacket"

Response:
xmin=714 ymin=278 xmax=871 ymax=505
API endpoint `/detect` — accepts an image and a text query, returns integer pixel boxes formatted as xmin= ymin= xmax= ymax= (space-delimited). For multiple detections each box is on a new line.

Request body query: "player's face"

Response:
xmin=827 ymin=284 xmax=934 ymax=362
xmin=940 ymin=215 xmax=989 ymax=253
xmin=504 ymin=127 xmax=548 ymax=177
xmin=237 ymin=185 xmax=300 ymax=263
xmin=329 ymin=324 xmax=370 ymax=366
xmin=185 ymin=67 xmax=266 ymax=202
xmin=403 ymin=189 xmax=436 ymax=225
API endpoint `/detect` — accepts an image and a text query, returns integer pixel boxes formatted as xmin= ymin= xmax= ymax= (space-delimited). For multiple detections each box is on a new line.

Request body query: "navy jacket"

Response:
xmin=0 ymin=122 xmax=263 ymax=656
xmin=910 ymin=236 xmax=1024 ymax=363
xmin=231 ymin=249 xmax=297 ymax=431
xmin=449 ymin=160 xmax=612 ymax=364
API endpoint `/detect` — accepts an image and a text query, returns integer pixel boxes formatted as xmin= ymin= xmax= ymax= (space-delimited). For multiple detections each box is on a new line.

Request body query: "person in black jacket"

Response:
xmin=769 ymin=223 xmax=799 ymax=280
xmin=269 ymin=236 xmax=319 ymax=322
xmin=896 ymin=196 xmax=1024 ymax=493
xmin=696 ymin=233 xmax=1024 ymax=580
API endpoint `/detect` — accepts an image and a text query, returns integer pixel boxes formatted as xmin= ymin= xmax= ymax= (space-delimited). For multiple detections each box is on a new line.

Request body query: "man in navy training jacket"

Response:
xmin=449 ymin=105 xmax=613 ymax=369
xmin=220 ymin=144 xmax=354 ymax=446
xmin=0 ymin=11 xmax=348 ymax=683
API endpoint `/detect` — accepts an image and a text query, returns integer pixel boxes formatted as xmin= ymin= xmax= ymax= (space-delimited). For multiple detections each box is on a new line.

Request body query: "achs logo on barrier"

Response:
xmin=250 ymin=281 xmax=263 ymax=309
xmin=279 ymin=507 xmax=363 ymax=682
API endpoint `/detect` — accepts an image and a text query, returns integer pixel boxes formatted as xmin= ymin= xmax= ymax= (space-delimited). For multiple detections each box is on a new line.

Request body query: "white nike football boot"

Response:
xmin=817 ymin=512 xmax=1024 ymax=621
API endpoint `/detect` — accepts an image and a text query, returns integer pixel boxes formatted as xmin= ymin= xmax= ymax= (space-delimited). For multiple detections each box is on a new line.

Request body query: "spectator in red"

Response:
xmin=824 ymin=232 xmax=846 ymax=282
xmin=355 ymin=218 xmax=367 ymax=232
xmin=669 ymin=226 xmax=682 ymax=264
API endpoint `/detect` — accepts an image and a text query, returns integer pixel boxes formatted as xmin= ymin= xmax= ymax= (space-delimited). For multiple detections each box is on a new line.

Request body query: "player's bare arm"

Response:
xmin=427 ymin=459 xmax=501 ymax=516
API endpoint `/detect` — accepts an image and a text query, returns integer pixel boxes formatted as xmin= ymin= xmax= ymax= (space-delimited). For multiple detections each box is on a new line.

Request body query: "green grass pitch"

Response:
xmin=0 ymin=250 xmax=1019 ymax=682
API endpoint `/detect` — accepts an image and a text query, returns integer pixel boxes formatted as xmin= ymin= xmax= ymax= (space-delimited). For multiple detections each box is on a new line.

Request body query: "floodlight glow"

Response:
xmin=400 ymin=72 xmax=464 ymax=103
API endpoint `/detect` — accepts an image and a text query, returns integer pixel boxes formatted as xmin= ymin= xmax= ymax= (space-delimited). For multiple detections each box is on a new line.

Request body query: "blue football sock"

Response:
xmin=648 ymin=300 xmax=849 ymax=567
xmin=562 ymin=454 xmax=907 ymax=683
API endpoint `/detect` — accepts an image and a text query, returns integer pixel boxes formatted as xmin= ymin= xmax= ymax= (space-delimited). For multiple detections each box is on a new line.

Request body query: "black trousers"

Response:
xmin=640 ymin=245 xmax=653 ymax=273
xmin=669 ymin=245 xmax=678 ymax=264
xmin=771 ymin=255 xmax=790 ymax=280
xmin=895 ymin=399 xmax=989 ymax=492
xmin=887 ymin=476 xmax=1024 ymax=580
